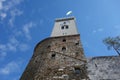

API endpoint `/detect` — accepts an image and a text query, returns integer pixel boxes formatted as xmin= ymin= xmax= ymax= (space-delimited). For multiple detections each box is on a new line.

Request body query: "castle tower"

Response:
xmin=20 ymin=17 xmax=88 ymax=80
xmin=51 ymin=17 xmax=78 ymax=37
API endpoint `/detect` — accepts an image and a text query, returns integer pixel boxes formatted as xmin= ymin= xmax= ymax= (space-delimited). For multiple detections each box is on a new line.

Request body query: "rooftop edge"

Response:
xmin=55 ymin=16 xmax=75 ymax=22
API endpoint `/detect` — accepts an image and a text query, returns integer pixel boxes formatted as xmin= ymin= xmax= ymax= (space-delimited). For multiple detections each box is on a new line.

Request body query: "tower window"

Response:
xmin=74 ymin=67 xmax=81 ymax=74
xmin=47 ymin=45 xmax=51 ymax=48
xmin=75 ymin=41 xmax=79 ymax=45
xmin=75 ymin=52 xmax=79 ymax=56
xmin=62 ymin=47 xmax=66 ymax=51
xmin=35 ymin=60 xmax=38 ymax=63
xmin=65 ymin=25 xmax=69 ymax=29
xmin=75 ymin=52 xmax=79 ymax=57
xmin=63 ymin=22 xmax=66 ymax=24
xmin=62 ymin=39 xmax=66 ymax=42
xmin=51 ymin=54 xmax=56 ymax=59
xmin=61 ymin=26 xmax=64 ymax=29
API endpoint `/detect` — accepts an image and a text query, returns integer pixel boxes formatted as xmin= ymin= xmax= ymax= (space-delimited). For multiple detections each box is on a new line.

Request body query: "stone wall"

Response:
xmin=20 ymin=34 xmax=88 ymax=80
xmin=87 ymin=56 xmax=120 ymax=80
xmin=20 ymin=34 xmax=120 ymax=80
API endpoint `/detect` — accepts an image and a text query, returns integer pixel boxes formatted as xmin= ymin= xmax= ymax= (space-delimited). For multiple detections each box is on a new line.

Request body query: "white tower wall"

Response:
xmin=51 ymin=17 xmax=79 ymax=37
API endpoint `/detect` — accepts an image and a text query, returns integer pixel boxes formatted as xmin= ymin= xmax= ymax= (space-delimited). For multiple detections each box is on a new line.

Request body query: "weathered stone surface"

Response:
xmin=20 ymin=34 xmax=88 ymax=80
xmin=20 ymin=34 xmax=120 ymax=80
xmin=87 ymin=56 xmax=120 ymax=80
xmin=20 ymin=16 xmax=120 ymax=80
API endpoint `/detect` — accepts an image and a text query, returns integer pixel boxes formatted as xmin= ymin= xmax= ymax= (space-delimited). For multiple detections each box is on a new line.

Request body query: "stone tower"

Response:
xmin=51 ymin=17 xmax=78 ymax=37
xmin=20 ymin=17 xmax=88 ymax=80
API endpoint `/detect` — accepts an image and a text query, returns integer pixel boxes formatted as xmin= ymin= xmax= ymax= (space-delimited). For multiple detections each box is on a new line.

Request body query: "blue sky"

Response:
xmin=0 ymin=0 xmax=120 ymax=80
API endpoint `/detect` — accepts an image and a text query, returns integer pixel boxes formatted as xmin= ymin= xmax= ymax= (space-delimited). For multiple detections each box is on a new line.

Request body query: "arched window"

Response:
xmin=62 ymin=47 xmax=66 ymax=51
xmin=61 ymin=25 xmax=69 ymax=30
xmin=51 ymin=54 xmax=56 ymax=59
xmin=74 ymin=67 xmax=81 ymax=74
xmin=63 ymin=21 xmax=66 ymax=24
xmin=61 ymin=26 xmax=64 ymax=29
xmin=47 ymin=45 xmax=51 ymax=48
xmin=62 ymin=39 xmax=66 ymax=42
xmin=65 ymin=25 xmax=69 ymax=29
xmin=75 ymin=41 xmax=79 ymax=45
xmin=35 ymin=60 xmax=38 ymax=63
xmin=75 ymin=52 xmax=79 ymax=56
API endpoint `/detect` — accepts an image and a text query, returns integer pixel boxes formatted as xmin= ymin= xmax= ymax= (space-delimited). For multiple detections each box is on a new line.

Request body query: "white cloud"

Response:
xmin=9 ymin=9 xmax=23 ymax=27
xmin=3 ymin=0 xmax=23 ymax=11
xmin=0 ymin=0 xmax=6 ymax=10
xmin=0 ymin=44 xmax=7 ymax=51
xmin=0 ymin=38 xmax=17 ymax=53
xmin=92 ymin=28 xmax=104 ymax=33
xmin=98 ymin=28 xmax=103 ymax=32
xmin=6 ymin=36 xmax=30 ymax=52
xmin=0 ymin=0 xmax=7 ymax=19
xmin=19 ymin=43 xmax=29 ymax=52
xmin=93 ymin=30 xmax=97 ymax=33
xmin=114 ymin=25 xmax=120 ymax=35
xmin=0 ymin=13 xmax=7 ymax=19
xmin=0 ymin=52 xmax=6 ymax=57
xmin=0 ymin=36 xmax=29 ymax=60
xmin=0 ymin=44 xmax=7 ymax=59
xmin=23 ymin=22 xmax=36 ymax=40
xmin=114 ymin=25 xmax=120 ymax=29
xmin=9 ymin=36 xmax=19 ymax=45
xmin=66 ymin=11 xmax=72 ymax=16
xmin=0 ymin=0 xmax=37 ymax=60
xmin=0 ymin=52 xmax=6 ymax=60
xmin=0 ymin=0 xmax=33 ymax=60
xmin=14 ymin=31 xmax=23 ymax=37
xmin=6 ymin=37 xmax=19 ymax=52
xmin=0 ymin=0 xmax=23 ymax=24
xmin=39 ymin=19 xmax=44 ymax=25
xmin=0 ymin=61 xmax=20 ymax=75
xmin=7 ymin=43 xmax=17 ymax=51
xmin=0 ymin=2 xmax=2 ymax=10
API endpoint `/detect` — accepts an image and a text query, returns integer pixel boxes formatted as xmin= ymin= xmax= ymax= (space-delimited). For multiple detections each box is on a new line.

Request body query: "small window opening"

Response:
xmin=63 ymin=57 xmax=66 ymax=59
xmin=61 ymin=26 xmax=64 ymax=29
xmin=74 ymin=68 xmax=81 ymax=74
xmin=35 ymin=60 xmax=38 ymax=63
xmin=62 ymin=47 xmax=66 ymax=51
xmin=63 ymin=39 xmax=66 ymax=42
xmin=75 ymin=52 xmax=79 ymax=56
xmin=51 ymin=54 xmax=56 ymax=59
xmin=47 ymin=45 xmax=51 ymax=48
xmin=75 ymin=42 xmax=79 ymax=45
xmin=63 ymin=22 xmax=66 ymax=24
xmin=66 ymin=25 xmax=69 ymax=29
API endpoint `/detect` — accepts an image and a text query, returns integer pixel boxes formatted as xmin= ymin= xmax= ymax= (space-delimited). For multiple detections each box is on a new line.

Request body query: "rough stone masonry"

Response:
xmin=20 ymin=17 xmax=120 ymax=80
xmin=20 ymin=34 xmax=89 ymax=80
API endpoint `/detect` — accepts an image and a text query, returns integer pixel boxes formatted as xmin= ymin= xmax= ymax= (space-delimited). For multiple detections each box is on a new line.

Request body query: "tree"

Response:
xmin=103 ymin=36 xmax=120 ymax=56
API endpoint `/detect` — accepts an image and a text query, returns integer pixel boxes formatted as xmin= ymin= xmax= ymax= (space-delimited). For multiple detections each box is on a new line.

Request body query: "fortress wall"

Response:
xmin=20 ymin=34 xmax=88 ymax=80
xmin=87 ymin=56 xmax=120 ymax=80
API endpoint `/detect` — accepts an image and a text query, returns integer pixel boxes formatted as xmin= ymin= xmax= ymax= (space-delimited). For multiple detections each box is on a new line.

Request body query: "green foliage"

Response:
xmin=103 ymin=36 xmax=120 ymax=55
